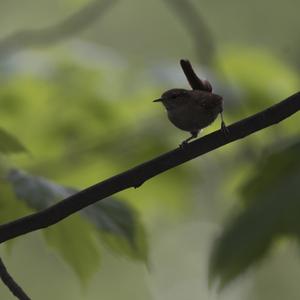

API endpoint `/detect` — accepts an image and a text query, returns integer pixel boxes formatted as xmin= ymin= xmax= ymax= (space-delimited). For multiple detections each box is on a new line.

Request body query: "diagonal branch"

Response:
xmin=0 ymin=0 xmax=117 ymax=59
xmin=0 ymin=92 xmax=299 ymax=244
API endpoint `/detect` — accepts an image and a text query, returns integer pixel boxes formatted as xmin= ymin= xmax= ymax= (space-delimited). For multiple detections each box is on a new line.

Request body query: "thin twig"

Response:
xmin=0 ymin=0 xmax=117 ymax=59
xmin=0 ymin=258 xmax=31 ymax=300
xmin=0 ymin=92 xmax=299 ymax=244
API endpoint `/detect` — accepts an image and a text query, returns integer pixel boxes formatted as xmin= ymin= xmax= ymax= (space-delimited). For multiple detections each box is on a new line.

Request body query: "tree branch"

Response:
xmin=0 ymin=0 xmax=117 ymax=59
xmin=0 ymin=258 xmax=31 ymax=300
xmin=0 ymin=92 xmax=299 ymax=243
xmin=163 ymin=0 xmax=216 ymax=66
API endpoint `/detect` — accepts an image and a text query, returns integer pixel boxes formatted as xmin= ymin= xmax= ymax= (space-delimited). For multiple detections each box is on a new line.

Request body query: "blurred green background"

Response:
xmin=0 ymin=0 xmax=299 ymax=299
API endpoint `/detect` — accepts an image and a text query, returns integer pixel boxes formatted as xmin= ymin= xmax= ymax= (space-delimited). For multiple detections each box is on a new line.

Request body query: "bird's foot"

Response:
xmin=220 ymin=112 xmax=229 ymax=136
xmin=179 ymin=140 xmax=188 ymax=148
xmin=221 ymin=120 xmax=229 ymax=136
xmin=179 ymin=131 xmax=198 ymax=148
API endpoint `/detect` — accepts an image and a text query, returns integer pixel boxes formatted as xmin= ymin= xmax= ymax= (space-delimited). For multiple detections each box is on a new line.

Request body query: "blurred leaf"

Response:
xmin=99 ymin=217 xmax=148 ymax=263
xmin=0 ymin=128 xmax=27 ymax=154
xmin=43 ymin=214 xmax=101 ymax=284
xmin=217 ymin=47 xmax=300 ymax=111
xmin=6 ymin=169 xmax=75 ymax=210
xmin=6 ymin=168 xmax=148 ymax=265
xmin=83 ymin=199 xmax=148 ymax=263
xmin=209 ymin=140 xmax=300 ymax=289
xmin=83 ymin=199 xmax=135 ymax=244
xmin=5 ymin=168 xmax=101 ymax=281
xmin=0 ymin=181 xmax=31 ymax=252
xmin=241 ymin=141 xmax=300 ymax=205
xmin=0 ymin=180 xmax=31 ymax=223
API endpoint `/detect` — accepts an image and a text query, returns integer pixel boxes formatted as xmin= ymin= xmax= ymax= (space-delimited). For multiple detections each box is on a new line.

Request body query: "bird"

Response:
xmin=154 ymin=88 xmax=226 ymax=147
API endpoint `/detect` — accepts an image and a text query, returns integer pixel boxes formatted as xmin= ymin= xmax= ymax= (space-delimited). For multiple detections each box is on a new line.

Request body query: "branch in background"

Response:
xmin=0 ymin=0 xmax=117 ymax=59
xmin=0 ymin=258 xmax=30 ymax=300
xmin=0 ymin=92 xmax=299 ymax=243
xmin=163 ymin=0 xmax=216 ymax=66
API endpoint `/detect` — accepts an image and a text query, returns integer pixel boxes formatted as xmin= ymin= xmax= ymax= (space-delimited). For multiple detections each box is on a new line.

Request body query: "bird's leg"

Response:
xmin=180 ymin=131 xmax=198 ymax=148
xmin=220 ymin=112 xmax=229 ymax=136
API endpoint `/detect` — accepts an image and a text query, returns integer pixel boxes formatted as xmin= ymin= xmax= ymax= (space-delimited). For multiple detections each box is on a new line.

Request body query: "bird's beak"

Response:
xmin=153 ymin=98 xmax=162 ymax=102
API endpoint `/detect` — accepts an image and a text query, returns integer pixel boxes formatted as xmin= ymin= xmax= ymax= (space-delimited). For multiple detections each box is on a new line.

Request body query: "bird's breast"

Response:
xmin=167 ymin=105 xmax=218 ymax=132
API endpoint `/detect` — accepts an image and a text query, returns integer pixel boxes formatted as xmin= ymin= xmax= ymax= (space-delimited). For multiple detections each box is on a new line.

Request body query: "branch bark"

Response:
xmin=0 ymin=91 xmax=299 ymax=244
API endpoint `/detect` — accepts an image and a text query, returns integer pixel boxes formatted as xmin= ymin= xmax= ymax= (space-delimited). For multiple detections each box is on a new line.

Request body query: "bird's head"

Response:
xmin=154 ymin=88 xmax=223 ymax=113
xmin=153 ymin=88 xmax=191 ymax=110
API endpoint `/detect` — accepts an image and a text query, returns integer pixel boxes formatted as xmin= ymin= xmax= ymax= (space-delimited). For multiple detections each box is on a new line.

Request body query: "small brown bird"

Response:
xmin=154 ymin=88 xmax=225 ymax=146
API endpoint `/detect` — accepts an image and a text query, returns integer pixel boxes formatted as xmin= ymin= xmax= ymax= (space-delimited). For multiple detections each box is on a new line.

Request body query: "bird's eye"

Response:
xmin=171 ymin=94 xmax=177 ymax=99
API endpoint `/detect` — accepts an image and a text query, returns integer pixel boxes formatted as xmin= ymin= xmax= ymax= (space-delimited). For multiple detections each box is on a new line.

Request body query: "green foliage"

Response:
xmin=44 ymin=214 xmax=101 ymax=285
xmin=7 ymin=169 xmax=74 ymax=210
xmin=0 ymin=50 xmax=195 ymax=283
xmin=85 ymin=202 xmax=148 ymax=264
xmin=0 ymin=180 xmax=31 ymax=224
xmin=83 ymin=199 xmax=148 ymax=262
xmin=0 ymin=44 xmax=299 ymax=295
xmin=216 ymin=47 xmax=300 ymax=111
xmin=0 ymin=0 xmax=299 ymax=297
xmin=0 ymin=128 xmax=27 ymax=154
xmin=209 ymin=139 xmax=300 ymax=289
xmin=4 ymin=167 xmax=147 ymax=278
xmin=0 ymin=180 xmax=32 ymax=252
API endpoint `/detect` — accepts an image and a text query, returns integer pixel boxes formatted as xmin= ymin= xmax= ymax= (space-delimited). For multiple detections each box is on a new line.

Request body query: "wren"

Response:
xmin=154 ymin=88 xmax=225 ymax=147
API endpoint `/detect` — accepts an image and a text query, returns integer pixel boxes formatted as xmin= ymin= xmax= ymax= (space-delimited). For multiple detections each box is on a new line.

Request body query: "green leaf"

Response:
xmin=209 ymin=140 xmax=300 ymax=289
xmin=99 ymin=217 xmax=148 ymax=263
xmin=0 ymin=128 xmax=27 ymax=154
xmin=241 ymin=141 xmax=300 ymax=205
xmin=216 ymin=46 xmax=300 ymax=111
xmin=43 ymin=215 xmax=101 ymax=284
xmin=6 ymin=169 xmax=75 ymax=210
xmin=83 ymin=199 xmax=135 ymax=243
xmin=0 ymin=180 xmax=31 ymax=223
xmin=0 ymin=181 xmax=31 ymax=252
xmin=5 ymin=169 xmax=102 ymax=281
xmin=83 ymin=199 xmax=148 ymax=263
xmin=7 ymin=168 xmax=148 ymax=265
